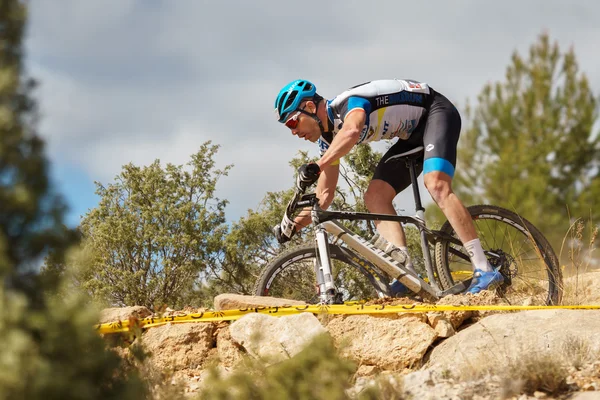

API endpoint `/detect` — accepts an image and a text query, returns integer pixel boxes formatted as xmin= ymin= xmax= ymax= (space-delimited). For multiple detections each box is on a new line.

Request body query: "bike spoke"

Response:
xmin=258 ymin=248 xmax=386 ymax=303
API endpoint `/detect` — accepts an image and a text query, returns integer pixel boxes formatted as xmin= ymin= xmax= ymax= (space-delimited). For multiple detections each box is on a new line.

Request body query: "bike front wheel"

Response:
xmin=435 ymin=205 xmax=562 ymax=305
xmin=254 ymin=244 xmax=391 ymax=303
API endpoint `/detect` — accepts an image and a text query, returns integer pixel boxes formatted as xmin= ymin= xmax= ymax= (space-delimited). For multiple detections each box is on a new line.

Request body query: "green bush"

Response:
xmin=197 ymin=334 xmax=358 ymax=400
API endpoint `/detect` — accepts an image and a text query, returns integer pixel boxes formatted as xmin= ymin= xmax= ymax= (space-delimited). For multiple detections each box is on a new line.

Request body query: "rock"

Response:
xmin=428 ymin=310 xmax=600 ymax=373
xmin=403 ymin=369 xmax=434 ymax=391
xmin=431 ymin=294 xmax=474 ymax=330
xmin=326 ymin=314 xmax=437 ymax=371
xmin=100 ymin=302 xmax=600 ymax=398
xmin=216 ymin=326 xmax=244 ymax=368
xmin=399 ymin=313 xmax=428 ymax=323
xmin=570 ymin=392 xmax=600 ymax=400
xmin=228 ymin=312 xmax=327 ymax=365
xmin=193 ymin=365 xmax=233 ymax=395
xmin=347 ymin=373 xmax=403 ymax=399
xmin=355 ymin=364 xmax=381 ymax=377
xmin=213 ymin=294 xmax=306 ymax=311
xmin=427 ymin=314 xmax=455 ymax=338
xmin=99 ymin=306 xmax=152 ymax=324
xmin=396 ymin=367 xmax=502 ymax=400
xmin=141 ymin=322 xmax=215 ymax=372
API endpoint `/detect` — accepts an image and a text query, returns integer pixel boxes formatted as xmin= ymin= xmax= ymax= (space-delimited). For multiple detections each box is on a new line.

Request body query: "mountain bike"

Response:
xmin=254 ymin=146 xmax=562 ymax=306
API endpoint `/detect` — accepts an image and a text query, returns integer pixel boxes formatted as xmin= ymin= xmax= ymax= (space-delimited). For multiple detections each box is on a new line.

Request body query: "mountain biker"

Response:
xmin=273 ymin=78 xmax=504 ymax=295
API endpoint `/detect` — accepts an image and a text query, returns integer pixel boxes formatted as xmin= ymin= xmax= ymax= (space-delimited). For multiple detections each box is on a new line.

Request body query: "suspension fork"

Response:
xmin=313 ymin=218 xmax=337 ymax=303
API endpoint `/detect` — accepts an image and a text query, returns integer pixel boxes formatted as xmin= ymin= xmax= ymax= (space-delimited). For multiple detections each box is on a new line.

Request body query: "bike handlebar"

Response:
xmin=277 ymin=187 xmax=319 ymax=238
xmin=284 ymin=187 xmax=319 ymax=217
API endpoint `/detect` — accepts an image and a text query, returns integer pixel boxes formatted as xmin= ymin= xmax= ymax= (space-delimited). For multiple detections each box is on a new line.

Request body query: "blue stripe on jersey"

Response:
xmin=346 ymin=96 xmax=371 ymax=115
xmin=423 ymin=158 xmax=455 ymax=178
xmin=326 ymin=100 xmax=334 ymax=123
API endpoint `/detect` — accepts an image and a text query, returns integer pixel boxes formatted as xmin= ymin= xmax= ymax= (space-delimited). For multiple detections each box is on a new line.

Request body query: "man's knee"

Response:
xmin=363 ymin=189 xmax=381 ymax=211
xmin=424 ymin=173 xmax=453 ymax=204
xmin=364 ymin=181 xmax=396 ymax=211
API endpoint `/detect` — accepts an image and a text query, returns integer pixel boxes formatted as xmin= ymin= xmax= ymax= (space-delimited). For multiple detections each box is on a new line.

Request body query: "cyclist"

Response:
xmin=273 ymin=79 xmax=504 ymax=295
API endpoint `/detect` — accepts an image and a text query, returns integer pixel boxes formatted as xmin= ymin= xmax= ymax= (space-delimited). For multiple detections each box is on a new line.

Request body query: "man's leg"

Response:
xmin=365 ymin=178 xmax=418 ymax=274
xmin=367 ymin=136 xmax=420 ymax=250
xmin=424 ymin=171 xmax=503 ymax=292
xmin=364 ymin=178 xmax=415 ymax=295
xmin=364 ymin=179 xmax=407 ymax=247
xmin=420 ymin=89 xmax=502 ymax=293
xmin=422 ymin=171 xmax=476 ymax=243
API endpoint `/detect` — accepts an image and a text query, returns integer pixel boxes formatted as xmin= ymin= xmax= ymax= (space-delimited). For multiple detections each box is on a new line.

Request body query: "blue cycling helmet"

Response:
xmin=274 ymin=79 xmax=317 ymax=123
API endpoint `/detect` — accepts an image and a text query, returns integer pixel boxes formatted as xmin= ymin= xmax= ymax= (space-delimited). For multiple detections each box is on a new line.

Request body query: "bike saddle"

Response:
xmin=385 ymin=146 xmax=424 ymax=163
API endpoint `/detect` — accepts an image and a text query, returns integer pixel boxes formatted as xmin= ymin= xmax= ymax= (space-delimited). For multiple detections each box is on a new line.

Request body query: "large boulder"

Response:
xmin=427 ymin=309 xmax=600 ymax=372
xmin=424 ymin=291 xmax=503 ymax=338
xmin=571 ymin=392 xmax=600 ymax=400
xmin=213 ymin=294 xmax=305 ymax=311
xmin=326 ymin=314 xmax=438 ymax=371
xmin=99 ymin=306 xmax=152 ymax=324
xmin=228 ymin=312 xmax=327 ymax=365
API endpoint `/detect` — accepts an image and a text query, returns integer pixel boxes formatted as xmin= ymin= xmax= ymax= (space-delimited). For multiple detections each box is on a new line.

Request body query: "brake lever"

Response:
xmin=296 ymin=193 xmax=318 ymax=208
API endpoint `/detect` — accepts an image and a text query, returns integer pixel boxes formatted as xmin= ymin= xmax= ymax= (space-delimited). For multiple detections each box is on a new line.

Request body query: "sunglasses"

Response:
xmin=284 ymin=108 xmax=311 ymax=130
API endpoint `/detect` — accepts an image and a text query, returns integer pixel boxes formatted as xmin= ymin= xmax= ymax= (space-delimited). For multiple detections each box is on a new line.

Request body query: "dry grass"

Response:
xmin=498 ymin=352 xmax=568 ymax=397
xmin=452 ymin=345 xmax=570 ymax=398
xmin=561 ymin=335 xmax=598 ymax=370
xmin=560 ymin=216 xmax=599 ymax=305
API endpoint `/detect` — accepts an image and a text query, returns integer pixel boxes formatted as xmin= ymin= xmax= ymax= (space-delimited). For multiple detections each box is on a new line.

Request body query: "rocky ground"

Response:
xmin=99 ymin=271 xmax=600 ymax=399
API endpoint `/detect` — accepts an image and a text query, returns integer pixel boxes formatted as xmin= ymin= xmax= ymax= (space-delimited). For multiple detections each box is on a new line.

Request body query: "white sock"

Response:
xmin=464 ymin=238 xmax=492 ymax=272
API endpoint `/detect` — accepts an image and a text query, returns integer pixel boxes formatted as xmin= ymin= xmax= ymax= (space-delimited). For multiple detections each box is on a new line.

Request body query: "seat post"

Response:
xmin=407 ymin=159 xmax=424 ymax=214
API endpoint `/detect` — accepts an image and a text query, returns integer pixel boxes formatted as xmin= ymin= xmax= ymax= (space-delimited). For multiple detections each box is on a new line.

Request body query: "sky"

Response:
xmin=23 ymin=0 xmax=600 ymax=227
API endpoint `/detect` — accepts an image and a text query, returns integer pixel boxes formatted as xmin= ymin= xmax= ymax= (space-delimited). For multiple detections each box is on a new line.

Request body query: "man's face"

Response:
xmin=284 ymin=103 xmax=321 ymax=143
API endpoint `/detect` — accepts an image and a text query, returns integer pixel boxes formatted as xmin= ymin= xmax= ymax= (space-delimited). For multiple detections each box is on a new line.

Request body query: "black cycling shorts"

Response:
xmin=372 ymin=89 xmax=462 ymax=193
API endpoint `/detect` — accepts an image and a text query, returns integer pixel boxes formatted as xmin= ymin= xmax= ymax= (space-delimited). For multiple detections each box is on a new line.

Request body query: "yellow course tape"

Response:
xmin=95 ymin=303 xmax=600 ymax=334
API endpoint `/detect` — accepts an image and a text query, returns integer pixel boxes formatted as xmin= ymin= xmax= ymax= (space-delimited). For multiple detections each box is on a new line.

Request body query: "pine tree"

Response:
xmin=452 ymin=33 xmax=599 ymax=247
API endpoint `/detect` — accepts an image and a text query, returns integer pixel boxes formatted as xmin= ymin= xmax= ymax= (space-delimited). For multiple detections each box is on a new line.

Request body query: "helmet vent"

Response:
xmin=284 ymin=91 xmax=297 ymax=110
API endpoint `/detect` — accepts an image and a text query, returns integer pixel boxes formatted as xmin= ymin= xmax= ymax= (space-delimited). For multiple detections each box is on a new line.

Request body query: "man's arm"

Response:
xmin=317 ymin=109 xmax=366 ymax=169
xmin=290 ymin=108 xmax=367 ymax=233
xmin=293 ymin=162 xmax=339 ymax=229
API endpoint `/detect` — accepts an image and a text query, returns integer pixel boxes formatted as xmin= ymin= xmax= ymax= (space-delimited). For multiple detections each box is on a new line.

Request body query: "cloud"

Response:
xmin=24 ymin=0 xmax=600 ymax=223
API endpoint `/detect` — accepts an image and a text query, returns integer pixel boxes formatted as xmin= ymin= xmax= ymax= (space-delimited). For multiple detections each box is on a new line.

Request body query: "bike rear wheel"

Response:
xmin=254 ymin=244 xmax=391 ymax=303
xmin=435 ymin=205 xmax=562 ymax=305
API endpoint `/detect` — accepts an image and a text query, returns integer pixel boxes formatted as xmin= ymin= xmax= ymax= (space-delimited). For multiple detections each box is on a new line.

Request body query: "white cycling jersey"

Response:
xmin=319 ymin=79 xmax=433 ymax=156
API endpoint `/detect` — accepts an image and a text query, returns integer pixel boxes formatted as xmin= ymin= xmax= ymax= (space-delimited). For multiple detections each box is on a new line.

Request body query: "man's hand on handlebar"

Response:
xmin=296 ymin=163 xmax=321 ymax=190
xmin=274 ymin=164 xmax=320 ymax=244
